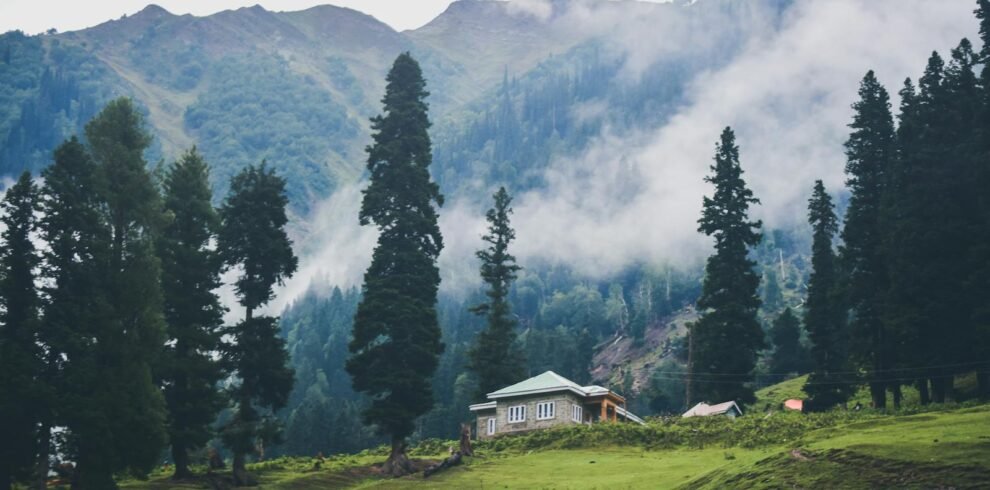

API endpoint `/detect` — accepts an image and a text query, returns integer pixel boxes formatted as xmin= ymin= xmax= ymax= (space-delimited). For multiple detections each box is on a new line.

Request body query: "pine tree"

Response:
xmin=926 ymin=45 xmax=978 ymax=402
xmin=690 ymin=127 xmax=764 ymax=405
xmin=883 ymin=77 xmax=928 ymax=403
xmin=0 ymin=172 xmax=42 ymax=490
xmin=158 ymin=148 xmax=226 ymax=479
xmin=767 ymin=308 xmax=809 ymax=383
xmin=885 ymin=51 xmax=976 ymax=405
xmin=841 ymin=71 xmax=895 ymax=409
xmin=467 ymin=186 xmax=524 ymax=399
xmin=973 ymin=0 xmax=990 ymax=397
xmin=762 ymin=269 xmax=784 ymax=313
xmin=346 ymin=53 xmax=445 ymax=477
xmin=47 ymin=99 xmax=170 ymax=488
xmin=803 ymin=180 xmax=854 ymax=409
xmin=218 ymin=162 xmax=297 ymax=486
xmin=36 ymin=137 xmax=100 ymax=489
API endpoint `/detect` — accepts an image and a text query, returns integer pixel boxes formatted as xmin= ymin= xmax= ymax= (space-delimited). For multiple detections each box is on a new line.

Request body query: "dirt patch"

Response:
xmin=591 ymin=306 xmax=697 ymax=391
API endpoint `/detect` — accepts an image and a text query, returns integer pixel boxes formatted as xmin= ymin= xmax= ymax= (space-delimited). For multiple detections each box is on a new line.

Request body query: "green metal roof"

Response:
xmin=487 ymin=371 xmax=586 ymax=398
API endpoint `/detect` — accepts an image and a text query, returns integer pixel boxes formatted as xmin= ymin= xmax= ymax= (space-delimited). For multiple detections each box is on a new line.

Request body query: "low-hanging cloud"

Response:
xmin=504 ymin=0 xmax=977 ymax=276
xmin=279 ymin=0 xmax=979 ymax=305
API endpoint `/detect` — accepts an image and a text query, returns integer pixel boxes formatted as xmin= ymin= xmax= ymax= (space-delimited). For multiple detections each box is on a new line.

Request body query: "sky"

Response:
xmin=0 ymin=0 xmax=459 ymax=34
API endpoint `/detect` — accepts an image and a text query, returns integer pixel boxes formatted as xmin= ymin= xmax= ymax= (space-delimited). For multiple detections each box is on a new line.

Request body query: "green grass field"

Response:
xmin=119 ymin=400 xmax=990 ymax=489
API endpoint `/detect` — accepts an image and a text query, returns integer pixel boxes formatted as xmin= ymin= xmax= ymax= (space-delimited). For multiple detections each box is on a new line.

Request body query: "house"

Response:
xmin=682 ymin=401 xmax=743 ymax=419
xmin=468 ymin=371 xmax=644 ymax=439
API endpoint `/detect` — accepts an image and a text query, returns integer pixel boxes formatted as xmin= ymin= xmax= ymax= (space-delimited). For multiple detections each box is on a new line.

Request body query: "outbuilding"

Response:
xmin=682 ymin=400 xmax=743 ymax=419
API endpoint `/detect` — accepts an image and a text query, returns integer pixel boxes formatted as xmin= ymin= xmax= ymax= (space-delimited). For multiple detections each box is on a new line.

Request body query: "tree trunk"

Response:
xmin=381 ymin=438 xmax=413 ymax=477
xmin=1 ymin=468 xmax=12 ymax=490
xmin=917 ymin=379 xmax=930 ymax=405
xmin=71 ymin=462 xmax=115 ymax=490
xmin=978 ymin=371 xmax=990 ymax=399
xmin=459 ymin=424 xmax=474 ymax=457
xmin=34 ymin=423 xmax=50 ymax=490
xmin=931 ymin=376 xmax=948 ymax=404
xmin=891 ymin=384 xmax=902 ymax=410
xmin=870 ymin=381 xmax=886 ymax=410
xmin=231 ymin=452 xmax=255 ymax=487
xmin=172 ymin=445 xmax=193 ymax=480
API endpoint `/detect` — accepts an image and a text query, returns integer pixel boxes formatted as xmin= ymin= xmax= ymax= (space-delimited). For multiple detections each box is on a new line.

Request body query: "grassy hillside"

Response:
xmin=119 ymin=401 xmax=990 ymax=489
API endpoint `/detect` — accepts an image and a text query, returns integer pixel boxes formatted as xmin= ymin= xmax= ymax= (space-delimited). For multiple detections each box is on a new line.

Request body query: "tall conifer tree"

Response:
xmin=159 ymin=148 xmax=226 ymax=479
xmin=841 ymin=71 xmax=895 ymax=409
xmin=52 ymin=98 xmax=169 ymax=488
xmin=467 ymin=186 xmax=524 ymax=399
xmin=803 ymin=180 xmax=854 ymax=408
xmin=767 ymin=308 xmax=809 ymax=382
xmin=346 ymin=53 xmax=445 ymax=476
xmin=218 ymin=162 xmax=297 ymax=486
xmin=0 ymin=172 xmax=42 ymax=490
xmin=972 ymin=0 xmax=990 ymax=397
xmin=690 ymin=127 xmax=764 ymax=405
xmin=884 ymin=77 xmax=929 ymax=404
xmin=37 ymin=137 xmax=100 ymax=489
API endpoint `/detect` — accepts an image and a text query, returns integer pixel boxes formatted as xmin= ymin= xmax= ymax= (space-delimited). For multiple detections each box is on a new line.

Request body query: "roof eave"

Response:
xmin=487 ymin=385 xmax=587 ymax=400
xmin=468 ymin=401 xmax=496 ymax=411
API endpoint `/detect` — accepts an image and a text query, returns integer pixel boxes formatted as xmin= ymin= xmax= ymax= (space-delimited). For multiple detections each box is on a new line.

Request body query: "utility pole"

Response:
xmin=685 ymin=324 xmax=694 ymax=409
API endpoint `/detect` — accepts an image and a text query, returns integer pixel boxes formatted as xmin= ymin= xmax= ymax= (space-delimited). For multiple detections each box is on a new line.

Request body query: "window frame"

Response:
xmin=487 ymin=417 xmax=496 ymax=435
xmin=536 ymin=401 xmax=556 ymax=420
xmin=572 ymin=404 xmax=583 ymax=423
xmin=507 ymin=405 xmax=527 ymax=423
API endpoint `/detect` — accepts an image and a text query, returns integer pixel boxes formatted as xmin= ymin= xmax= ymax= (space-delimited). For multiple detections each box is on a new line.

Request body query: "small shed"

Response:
xmin=682 ymin=401 xmax=743 ymax=419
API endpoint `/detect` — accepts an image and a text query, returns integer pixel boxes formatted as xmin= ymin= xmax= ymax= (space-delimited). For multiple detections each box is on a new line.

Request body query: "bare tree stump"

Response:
xmin=459 ymin=423 xmax=474 ymax=457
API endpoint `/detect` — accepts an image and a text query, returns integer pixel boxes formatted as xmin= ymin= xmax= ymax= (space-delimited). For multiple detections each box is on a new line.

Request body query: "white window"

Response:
xmin=572 ymin=405 xmax=583 ymax=423
xmin=536 ymin=401 xmax=556 ymax=420
xmin=487 ymin=417 xmax=496 ymax=435
xmin=507 ymin=405 xmax=527 ymax=423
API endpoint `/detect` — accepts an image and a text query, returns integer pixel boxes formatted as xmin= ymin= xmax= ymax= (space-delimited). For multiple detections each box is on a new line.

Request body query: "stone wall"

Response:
xmin=475 ymin=391 xmax=586 ymax=439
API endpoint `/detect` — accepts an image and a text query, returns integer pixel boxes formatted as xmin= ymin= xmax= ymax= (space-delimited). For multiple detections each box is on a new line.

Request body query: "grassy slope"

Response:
xmin=753 ymin=372 xmax=981 ymax=411
xmin=121 ymin=403 xmax=990 ymax=489
xmin=375 ymin=406 xmax=990 ymax=489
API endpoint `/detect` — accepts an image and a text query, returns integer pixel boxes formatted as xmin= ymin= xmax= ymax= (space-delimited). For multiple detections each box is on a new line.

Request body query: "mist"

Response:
xmin=275 ymin=0 xmax=979 ymax=309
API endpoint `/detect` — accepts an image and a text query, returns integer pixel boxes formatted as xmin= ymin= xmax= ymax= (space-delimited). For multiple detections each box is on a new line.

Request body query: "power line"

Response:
xmin=650 ymin=372 xmax=964 ymax=386
xmin=646 ymin=359 xmax=990 ymax=378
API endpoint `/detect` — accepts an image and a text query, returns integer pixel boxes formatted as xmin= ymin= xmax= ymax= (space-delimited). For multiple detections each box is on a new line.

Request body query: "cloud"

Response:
xmin=505 ymin=0 xmax=555 ymax=21
xmin=501 ymin=0 xmax=977 ymax=274
xmin=269 ymin=183 xmax=377 ymax=314
xmin=281 ymin=0 xmax=978 ymax=303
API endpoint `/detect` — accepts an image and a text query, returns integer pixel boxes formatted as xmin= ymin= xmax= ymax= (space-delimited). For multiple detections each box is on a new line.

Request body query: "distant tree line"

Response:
xmin=800 ymin=2 xmax=990 ymax=411
xmin=0 ymin=97 xmax=297 ymax=489
xmin=684 ymin=2 xmax=990 ymax=411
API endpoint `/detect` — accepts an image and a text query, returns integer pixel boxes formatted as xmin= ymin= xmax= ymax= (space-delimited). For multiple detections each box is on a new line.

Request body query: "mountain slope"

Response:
xmin=0 ymin=3 xmax=508 ymax=212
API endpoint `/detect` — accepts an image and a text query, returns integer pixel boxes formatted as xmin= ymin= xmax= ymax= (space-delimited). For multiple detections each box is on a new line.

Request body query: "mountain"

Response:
xmin=0 ymin=0 xmax=793 ymax=215
xmin=0 ymin=1 xmax=587 ymax=211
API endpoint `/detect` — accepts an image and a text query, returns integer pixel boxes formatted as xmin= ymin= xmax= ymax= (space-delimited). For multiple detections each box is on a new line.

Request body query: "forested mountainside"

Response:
xmin=0 ymin=0 xmax=792 ymax=213
xmin=0 ymin=0 xmax=811 ymax=455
